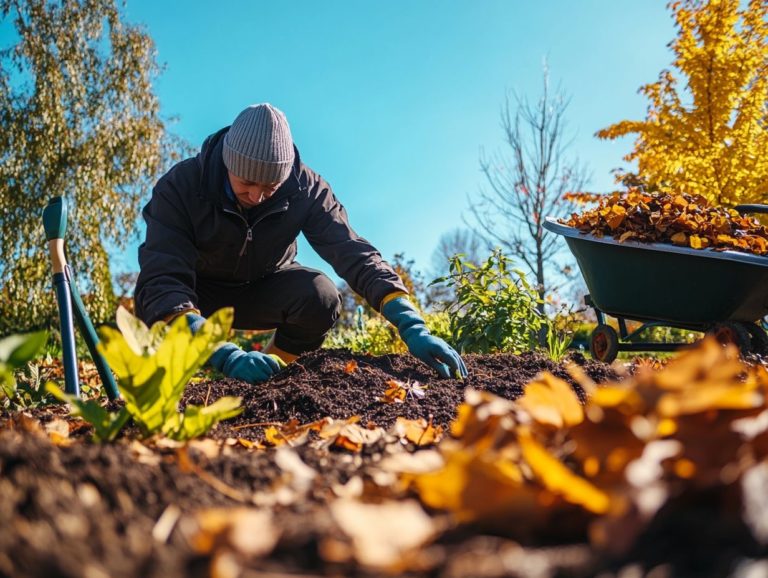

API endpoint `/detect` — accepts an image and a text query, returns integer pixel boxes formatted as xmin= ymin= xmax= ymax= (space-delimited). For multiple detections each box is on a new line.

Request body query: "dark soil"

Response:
xmin=3 ymin=350 xmax=760 ymax=577
xmin=181 ymin=349 xmax=616 ymax=441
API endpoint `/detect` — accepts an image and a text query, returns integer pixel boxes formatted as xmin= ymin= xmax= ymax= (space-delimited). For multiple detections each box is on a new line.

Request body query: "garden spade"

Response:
xmin=42 ymin=196 xmax=120 ymax=400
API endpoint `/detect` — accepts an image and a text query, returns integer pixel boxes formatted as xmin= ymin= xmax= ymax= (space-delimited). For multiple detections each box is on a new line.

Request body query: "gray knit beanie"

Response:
xmin=222 ymin=103 xmax=295 ymax=184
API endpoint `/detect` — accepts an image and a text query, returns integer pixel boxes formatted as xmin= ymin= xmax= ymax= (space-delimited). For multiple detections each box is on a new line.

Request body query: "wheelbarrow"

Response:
xmin=543 ymin=204 xmax=768 ymax=362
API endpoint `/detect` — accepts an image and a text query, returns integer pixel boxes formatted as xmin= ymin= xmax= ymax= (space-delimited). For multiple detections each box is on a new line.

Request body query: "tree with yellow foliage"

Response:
xmin=597 ymin=0 xmax=768 ymax=207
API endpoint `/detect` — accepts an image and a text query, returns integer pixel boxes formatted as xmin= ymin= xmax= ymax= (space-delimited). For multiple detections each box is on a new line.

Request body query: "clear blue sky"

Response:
xmin=112 ymin=0 xmax=676 ymax=282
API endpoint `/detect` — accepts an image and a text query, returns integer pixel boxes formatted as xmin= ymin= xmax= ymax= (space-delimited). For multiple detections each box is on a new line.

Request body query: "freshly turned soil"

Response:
xmin=181 ymin=349 xmax=616 ymax=441
xmin=4 ymin=350 xmax=759 ymax=578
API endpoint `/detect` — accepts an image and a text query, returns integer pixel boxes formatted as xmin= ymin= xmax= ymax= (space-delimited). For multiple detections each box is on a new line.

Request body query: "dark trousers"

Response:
xmin=196 ymin=263 xmax=341 ymax=354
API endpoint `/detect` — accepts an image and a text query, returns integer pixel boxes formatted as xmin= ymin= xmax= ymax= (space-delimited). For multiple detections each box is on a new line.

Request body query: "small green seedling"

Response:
xmin=49 ymin=306 xmax=242 ymax=441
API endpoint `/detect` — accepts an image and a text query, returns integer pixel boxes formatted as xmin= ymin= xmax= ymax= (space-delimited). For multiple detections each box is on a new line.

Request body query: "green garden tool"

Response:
xmin=42 ymin=196 xmax=120 ymax=399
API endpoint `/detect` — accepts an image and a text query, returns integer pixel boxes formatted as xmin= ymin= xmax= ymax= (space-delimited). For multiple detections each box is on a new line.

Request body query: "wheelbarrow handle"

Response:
xmin=735 ymin=204 xmax=768 ymax=215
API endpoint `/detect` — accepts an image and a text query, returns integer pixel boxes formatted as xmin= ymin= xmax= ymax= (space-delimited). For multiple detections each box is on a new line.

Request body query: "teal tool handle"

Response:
xmin=53 ymin=272 xmax=80 ymax=396
xmin=67 ymin=266 xmax=119 ymax=400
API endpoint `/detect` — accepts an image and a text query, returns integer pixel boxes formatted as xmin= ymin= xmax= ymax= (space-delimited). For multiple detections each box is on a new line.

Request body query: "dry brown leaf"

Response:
xmin=451 ymin=388 xmax=519 ymax=446
xmin=334 ymin=424 xmax=385 ymax=452
xmin=187 ymin=438 xmax=222 ymax=459
xmin=264 ymin=418 xmax=330 ymax=447
xmin=344 ymin=360 xmax=359 ymax=374
xmin=329 ymin=499 xmax=436 ymax=570
xmin=129 ymin=440 xmax=161 ymax=466
xmin=518 ymin=372 xmax=584 ymax=428
xmin=274 ymin=447 xmax=316 ymax=496
xmin=393 ymin=417 xmax=444 ymax=446
xmin=381 ymin=379 xmax=407 ymax=404
xmin=8 ymin=413 xmax=43 ymax=434
xmin=190 ymin=508 xmax=279 ymax=558
xmin=518 ymin=430 xmax=610 ymax=514
xmin=44 ymin=418 xmax=71 ymax=445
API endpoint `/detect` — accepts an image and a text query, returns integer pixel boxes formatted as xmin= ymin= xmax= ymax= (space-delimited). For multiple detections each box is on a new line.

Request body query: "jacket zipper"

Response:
xmin=223 ymin=204 xmax=288 ymax=278
xmin=239 ymin=227 xmax=253 ymax=257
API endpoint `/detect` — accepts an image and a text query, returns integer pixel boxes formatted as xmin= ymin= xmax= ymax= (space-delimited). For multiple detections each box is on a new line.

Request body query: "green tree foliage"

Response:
xmin=0 ymin=0 xmax=182 ymax=333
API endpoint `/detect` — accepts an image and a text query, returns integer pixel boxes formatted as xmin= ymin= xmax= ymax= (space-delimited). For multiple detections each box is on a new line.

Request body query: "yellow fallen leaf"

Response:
xmin=518 ymin=372 xmax=583 ymax=428
xmin=519 ymin=430 xmax=610 ymax=514
xmin=670 ymin=231 xmax=688 ymax=245
xmin=411 ymin=445 xmax=532 ymax=523
xmin=393 ymin=417 xmax=443 ymax=446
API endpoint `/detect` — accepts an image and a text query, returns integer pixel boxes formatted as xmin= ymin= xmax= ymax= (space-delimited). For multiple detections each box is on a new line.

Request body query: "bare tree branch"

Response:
xmin=466 ymin=67 xmax=589 ymax=313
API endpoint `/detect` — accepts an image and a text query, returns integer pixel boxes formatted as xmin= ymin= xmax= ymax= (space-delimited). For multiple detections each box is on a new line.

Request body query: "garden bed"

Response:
xmin=1 ymin=349 xmax=766 ymax=578
xmin=181 ymin=349 xmax=614 ymax=440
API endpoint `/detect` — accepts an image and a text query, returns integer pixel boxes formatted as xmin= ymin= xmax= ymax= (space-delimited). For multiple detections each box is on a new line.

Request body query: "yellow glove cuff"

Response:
xmin=379 ymin=291 xmax=408 ymax=312
xmin=163 ymin=307 xmax=201 ymax=323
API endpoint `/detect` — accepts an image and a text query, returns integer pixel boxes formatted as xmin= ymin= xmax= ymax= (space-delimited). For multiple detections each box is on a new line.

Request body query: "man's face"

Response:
xmin=227 ymin=171 xmax=282 ymax=208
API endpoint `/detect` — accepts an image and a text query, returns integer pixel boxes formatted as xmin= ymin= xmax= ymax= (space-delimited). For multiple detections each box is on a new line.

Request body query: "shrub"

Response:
xmin=431 ymin=250 xmax=544 ymax=354
xmin=324 ymin=306 xmax=406 ymax=355
xmin=324 ymin=305 xmax=456 ymax=356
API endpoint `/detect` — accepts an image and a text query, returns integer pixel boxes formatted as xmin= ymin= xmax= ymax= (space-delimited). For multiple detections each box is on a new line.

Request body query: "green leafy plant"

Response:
xmin=544 ymin=317 xmax=574 ymax=362
xmin=324 ymin=304 xmax=456 ymax=356
xmin=48 ymin=306 xmax=242 ymax=441
xmin=0 ymin=331 xmax=49 ymax=407
xmin=431 ymin=250 xmax=544 ymax=354
xmin=324 ymin=305 xmax=406 ymax=355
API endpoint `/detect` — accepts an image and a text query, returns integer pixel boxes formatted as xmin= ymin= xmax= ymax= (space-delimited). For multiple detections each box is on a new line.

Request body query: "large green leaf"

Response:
xmin=46 ymin=383 xmax=130 ymax=441
xmin=115 ymin=306 xmax=167 ymax=355
xmin=0 ymin=331 xmax=47 ymax=368
xmin=94 ymin=306 xmax=237 ymax=439
xmin=169 ymin=396 xmax=243 ymax=440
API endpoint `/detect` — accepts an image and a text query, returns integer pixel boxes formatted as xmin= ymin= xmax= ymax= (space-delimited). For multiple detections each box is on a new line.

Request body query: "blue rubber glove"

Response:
xmin=209 ymin=344 xmax=283 ymax=383
xmin=381 ymin=297 xmax=468 ymax=379
xmin=186 ymin=313 xmax=283 ymax=383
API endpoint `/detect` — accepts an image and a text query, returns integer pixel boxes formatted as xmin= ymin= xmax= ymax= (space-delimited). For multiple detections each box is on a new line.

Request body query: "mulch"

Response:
xmin=180 ymin=349 xmax=615 ymax=441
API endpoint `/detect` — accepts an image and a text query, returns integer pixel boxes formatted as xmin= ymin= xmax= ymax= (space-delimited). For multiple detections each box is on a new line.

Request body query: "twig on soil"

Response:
xmin=176 ymin=447 xmax=248 ymax=503
xmin=292 ymin=361 xmax=307 ymax=373
xmin=204 ymin=383 xmax=212 ymax=406
xmin=231 ymin=421 xmax=284 ymax=430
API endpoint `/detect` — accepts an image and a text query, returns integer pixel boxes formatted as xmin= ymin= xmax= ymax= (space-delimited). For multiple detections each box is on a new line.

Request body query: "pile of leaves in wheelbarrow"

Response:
xmin=565 ymin=190 xmax=768 ymax=255
xmin=3 ymin=310 xmax=768 ymax=577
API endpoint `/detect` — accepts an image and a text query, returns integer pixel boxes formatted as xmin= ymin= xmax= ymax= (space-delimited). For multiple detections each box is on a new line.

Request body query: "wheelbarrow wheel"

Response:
xmin=709 ymin=322 xmax=752 ymax=355
xmin=590 ymin=324 xmax=619 ymax=363
xmin=744 ymin=322 xmax=768 ymax=356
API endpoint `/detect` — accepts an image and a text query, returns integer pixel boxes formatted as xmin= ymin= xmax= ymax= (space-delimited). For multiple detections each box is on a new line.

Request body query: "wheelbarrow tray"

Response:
xmin=544 ymin=218 xmax=768 ymax=326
